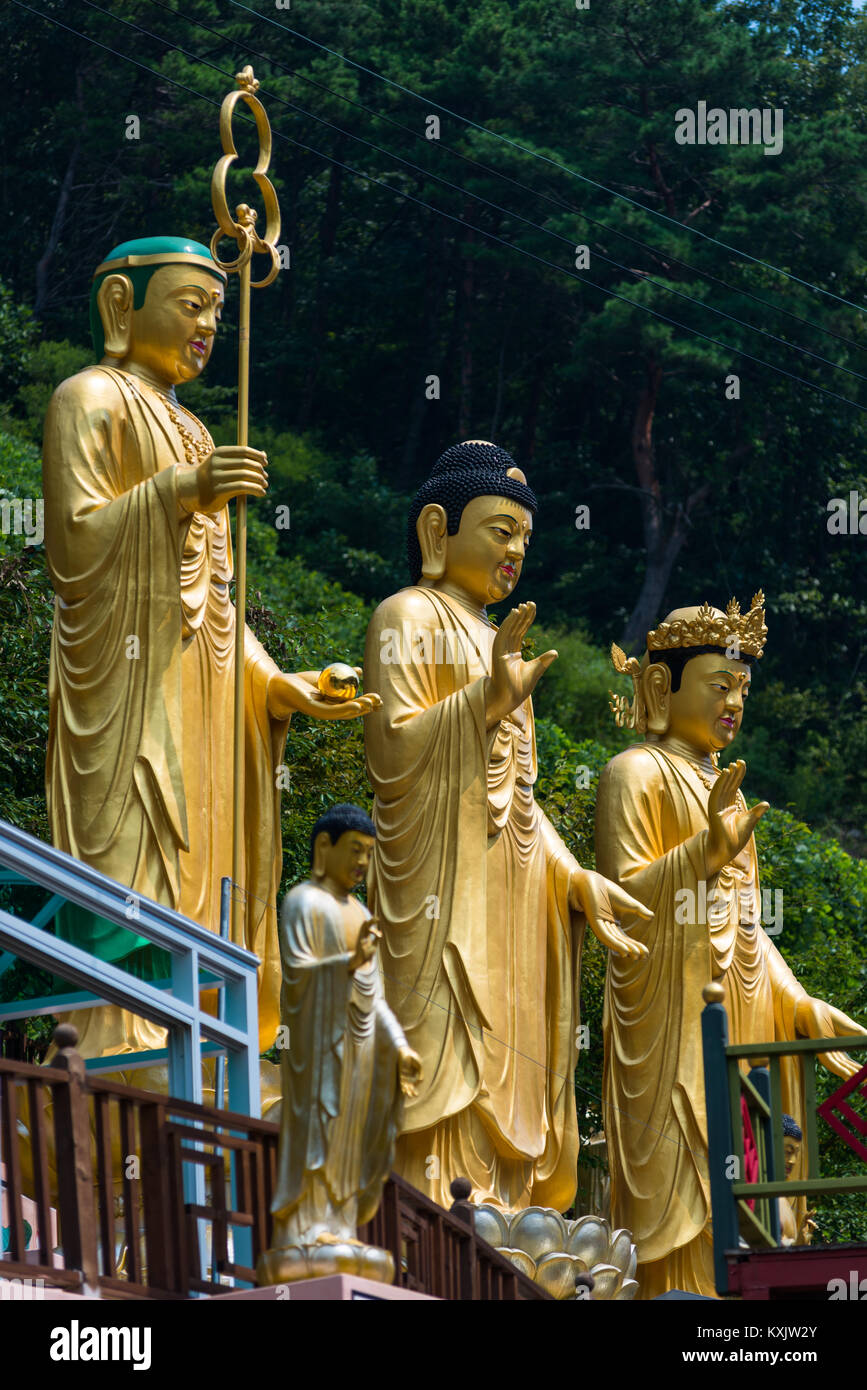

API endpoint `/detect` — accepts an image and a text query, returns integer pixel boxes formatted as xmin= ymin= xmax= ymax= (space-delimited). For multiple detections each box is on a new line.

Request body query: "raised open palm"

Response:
xmin=485 ymin=602 xmax=557 ymax=728
xmin=706 ymin=760 xmax=769 ymax=877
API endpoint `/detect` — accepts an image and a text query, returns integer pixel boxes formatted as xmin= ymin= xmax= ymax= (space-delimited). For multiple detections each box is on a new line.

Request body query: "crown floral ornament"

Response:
xmin=646 ymin=592 xmax=767 ymax=658
xmin=608 ymin=591 xmax=767 ymax=731
xmin=609 ymin=645 xmax=643 ymax=730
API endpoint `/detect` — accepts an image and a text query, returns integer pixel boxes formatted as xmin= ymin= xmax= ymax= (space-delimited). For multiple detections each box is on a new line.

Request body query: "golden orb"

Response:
xmin=317 ymin=662 xmax=360 ymax=702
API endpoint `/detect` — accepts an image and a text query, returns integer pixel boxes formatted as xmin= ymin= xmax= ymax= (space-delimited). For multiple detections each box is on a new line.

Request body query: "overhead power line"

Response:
xmin=141 ymin=0 xmax=867 ymax=360
xmin=227 ymin=0 xmax=867 ymax=319
xmin=11 ymin=0 xmax=867 ymax=414
xmin=76 ymin=0 xmax=867 ymax=387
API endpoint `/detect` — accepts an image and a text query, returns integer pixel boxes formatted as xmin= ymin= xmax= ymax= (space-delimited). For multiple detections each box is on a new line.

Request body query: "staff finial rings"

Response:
xmin=210 ymin=66 xmax=281 ymax=289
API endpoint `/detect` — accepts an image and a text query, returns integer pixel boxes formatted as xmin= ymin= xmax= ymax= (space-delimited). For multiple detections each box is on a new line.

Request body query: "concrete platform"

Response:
xmin=205 ymin=1275 xmax=437 ymax=1301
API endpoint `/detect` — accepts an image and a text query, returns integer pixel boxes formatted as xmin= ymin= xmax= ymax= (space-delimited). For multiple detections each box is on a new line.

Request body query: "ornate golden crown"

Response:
xmin=646 ymin=592 xmax=767 ymax=658
xmin=608 ymin=591 xmax=767 ymax=730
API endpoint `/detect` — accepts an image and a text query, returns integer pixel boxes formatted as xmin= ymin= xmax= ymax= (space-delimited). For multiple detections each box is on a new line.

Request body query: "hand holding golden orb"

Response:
xmin=318 ymin=662 xmax=361 ymax=702
xmin=266 ymin=666 xmax=381 ymax=722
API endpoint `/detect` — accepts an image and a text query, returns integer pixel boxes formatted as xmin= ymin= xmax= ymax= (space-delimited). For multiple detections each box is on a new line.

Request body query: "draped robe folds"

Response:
xmin=595 ymin=744 xmax=808 ymax=1299
xmin=363 ymin=586 xmax=583 ymax=1213
xmin=270 ymin=882 xmax=408 ymax=1243
xmin=42 ymin=367 xmax=288 ymax=1055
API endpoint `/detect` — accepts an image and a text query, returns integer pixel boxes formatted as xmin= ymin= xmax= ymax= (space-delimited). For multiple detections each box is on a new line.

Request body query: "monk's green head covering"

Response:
xmin=89 ymin=237 xmax=227 ymax=358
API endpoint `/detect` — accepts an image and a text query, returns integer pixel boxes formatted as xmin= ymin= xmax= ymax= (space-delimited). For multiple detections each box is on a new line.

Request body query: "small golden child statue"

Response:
xmin=257 ymin=804 xmax=422 ymax=1287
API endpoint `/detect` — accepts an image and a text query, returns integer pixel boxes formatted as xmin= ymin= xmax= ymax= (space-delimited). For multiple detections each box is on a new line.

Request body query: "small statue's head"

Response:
xmin=610 ymin=595 xmax=766 ymax=754
xmin=90 ymin=237 xmax=227 ymax=386
xmin=310 ymin=802 xmax=376 ymax=892
xmin=782 ymin=1113 xmax=803 ymax=1179
xmin=408 ymin=441 xmax=537 ymax=606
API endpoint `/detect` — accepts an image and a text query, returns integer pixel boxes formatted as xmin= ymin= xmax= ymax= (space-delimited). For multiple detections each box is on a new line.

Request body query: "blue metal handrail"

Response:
xmin=0 ymin=818 xmax=261 ymax=1117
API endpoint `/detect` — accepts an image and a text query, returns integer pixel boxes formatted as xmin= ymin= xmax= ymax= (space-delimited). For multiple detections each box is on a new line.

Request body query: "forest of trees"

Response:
xmin=2 ymin=0 xmax=867 ymax=1237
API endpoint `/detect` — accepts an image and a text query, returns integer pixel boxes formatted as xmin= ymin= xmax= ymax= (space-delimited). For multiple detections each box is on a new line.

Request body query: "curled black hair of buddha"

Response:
xmin=309 ymin=803 xmax=376 ymax=866
xmin=782 ymin=1113 xmax=803 ymax=1142
xmin=407 ymin=441 xmax=538 ymax=584
xmin=650 ymin=643 xmax=757 ymax=694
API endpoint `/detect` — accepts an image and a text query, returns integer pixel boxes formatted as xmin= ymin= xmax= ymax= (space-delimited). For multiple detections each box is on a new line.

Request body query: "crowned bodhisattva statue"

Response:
xmin=257 ymin=805 xmax=422 ymax=1286
xmin=42 ymin=238 xmax=380 ymax=1064
xmin=596 ymin=595 xmax=865 ymax=1298
xmin=362 ymin=440 xmax=652 ymax=1215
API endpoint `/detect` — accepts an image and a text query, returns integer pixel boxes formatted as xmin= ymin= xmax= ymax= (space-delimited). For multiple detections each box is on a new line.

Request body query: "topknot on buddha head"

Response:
xmin=407 ymin=440 xmax=537 ymax=583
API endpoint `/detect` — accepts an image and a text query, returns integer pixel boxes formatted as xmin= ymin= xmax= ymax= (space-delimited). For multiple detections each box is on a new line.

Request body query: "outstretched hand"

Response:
xmin=485 ymin=602 xmax=557 ymax=729
xmin=795 ymin=997 xmax=867 ymax=1080
xmin=569 ymin=869 xmax=652 ymax=959
xmin=268 ymin=668 xmax=382 ymax=722
xmin=706 ymin=760 xmax=769 ymax=878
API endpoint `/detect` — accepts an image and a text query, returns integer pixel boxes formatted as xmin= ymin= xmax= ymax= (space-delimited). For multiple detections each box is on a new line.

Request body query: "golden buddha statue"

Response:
xmin=257 ymin=805 xmax=422 ymax=1286
xmin=596 ymin=595 xmax=865 ymax=1298
xmin=42 ymin=237 xmax=380 ymax=1065
xmin=362 ymin=441 xmax=651 ymax=1214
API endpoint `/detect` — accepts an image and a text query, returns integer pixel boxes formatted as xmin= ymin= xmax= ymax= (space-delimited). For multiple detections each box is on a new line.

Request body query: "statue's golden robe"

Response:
xmin=364 ymin=586 xmax=583 ymax=1212
xmin=270 ymin=882 xmax=407 ymax=1243
xmin=42 ymin=366 xmax=288 ymax=1054
xmin=596 ymin=745 xmax=807 ymax=1298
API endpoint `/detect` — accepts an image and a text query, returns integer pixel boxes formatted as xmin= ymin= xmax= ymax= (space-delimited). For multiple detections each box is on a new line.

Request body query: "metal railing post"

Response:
xmin=700 ymin=982 xmax=739 ymax=1296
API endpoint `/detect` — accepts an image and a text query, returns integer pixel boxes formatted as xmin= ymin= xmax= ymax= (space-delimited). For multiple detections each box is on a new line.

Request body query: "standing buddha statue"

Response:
xmin=596 ymin=595 xmax=865 ymax=1297
xmin=363 ymin=440 xmax=651 ymax=1214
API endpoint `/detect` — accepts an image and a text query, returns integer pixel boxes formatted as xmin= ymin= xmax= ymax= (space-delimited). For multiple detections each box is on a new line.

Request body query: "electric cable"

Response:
xmin=76 ymin=0 xmax=867 ymax=386
xmin=141 ymin=0 xmax=867 ymax=359
xmin=11 ymin=0 xmax=867 ymax=415
xmin=227 ymin=0 xmax=867 ymax=317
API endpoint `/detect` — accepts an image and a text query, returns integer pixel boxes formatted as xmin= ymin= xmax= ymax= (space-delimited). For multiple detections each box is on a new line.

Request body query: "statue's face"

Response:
xmin=784 ymin=1136 xmax=801 ymax=1179
xmin=322 ymin=830 xmax=375 ymax=893
xmin=444 ymin=495 xmax=533 ymax=606
xmin=666 ymin=652 xmax=752 ymax=753
xmin=129 ymin=264 xmax=224 ymax=385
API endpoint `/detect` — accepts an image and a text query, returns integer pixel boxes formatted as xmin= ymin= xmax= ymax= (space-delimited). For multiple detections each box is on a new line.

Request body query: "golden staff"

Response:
xmin=210 ymin=65 xmax=281 ymax=945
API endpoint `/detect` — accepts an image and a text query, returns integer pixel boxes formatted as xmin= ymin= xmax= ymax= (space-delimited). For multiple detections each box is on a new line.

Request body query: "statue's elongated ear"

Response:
xmin=311 ymin=830 xmax=330 ymax=879
xmin=97 ymin=273 xmax=134 ymax=359
xmin=644 ymin=660 xmax=672 ymax=736
xmin=417 ymin=503 xmax=448 ymax=581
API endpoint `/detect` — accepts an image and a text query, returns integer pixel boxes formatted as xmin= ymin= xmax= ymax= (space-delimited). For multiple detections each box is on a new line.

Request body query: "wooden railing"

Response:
xmin=360 ymin=1172 xmax=553 ymax=1300
xmin=0 ymin=1028 xmax=279 ymax=1298
xmin=1 ymin=1028 xmax=551 ymax=1300
xmin=701 ymin=985 xmax=867 ymax=1296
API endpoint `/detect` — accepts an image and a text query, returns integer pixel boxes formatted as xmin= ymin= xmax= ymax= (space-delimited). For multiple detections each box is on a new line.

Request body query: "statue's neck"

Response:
xmin=649 ymin=733 xmax=717 ymax=773
xmin=102 ymin=359 xmax=178 ymax=402
xmin=417 ymin=579 xmax=490 ymax=623
xmin=310 ymin=873 xmax=350 ymax=904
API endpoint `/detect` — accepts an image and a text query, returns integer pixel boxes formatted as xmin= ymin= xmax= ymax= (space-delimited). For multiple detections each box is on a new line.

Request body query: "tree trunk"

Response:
xmin=457 ymin=222 xmax=475 ymax=438
xmin=400 ymin=214 xmax=445 ymax=485
xmin=297 ymin=148 xmax=344 ymax=430
xmin=34 ymin=74 xmax=83 ymax=318
xmin=620 ymin=354 xmax=713 ymax=651
xmin=518 ymin=358 xmax=545 ymax=464
xmin=620 ymin=354 xmax=679 ymax=651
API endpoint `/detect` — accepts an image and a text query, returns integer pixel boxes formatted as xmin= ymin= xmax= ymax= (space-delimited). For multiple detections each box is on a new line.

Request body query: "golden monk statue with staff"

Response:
xmin=42 ymin=73 xmax=380 ymax=1067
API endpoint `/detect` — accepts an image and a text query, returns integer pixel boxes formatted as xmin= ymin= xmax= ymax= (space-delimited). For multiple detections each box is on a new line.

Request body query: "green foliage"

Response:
xmin=3 ymin=0 xmax=867 ymax=1239
xmin=532 ymin=627 xmax=636 ymax=752
xmin=0 ymin=428 xmax=43 ymax=543
xmin=14 ymin=339 xmax=93 ymax=442
xmin=0 ymin=281 xmax=37 ymax=399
